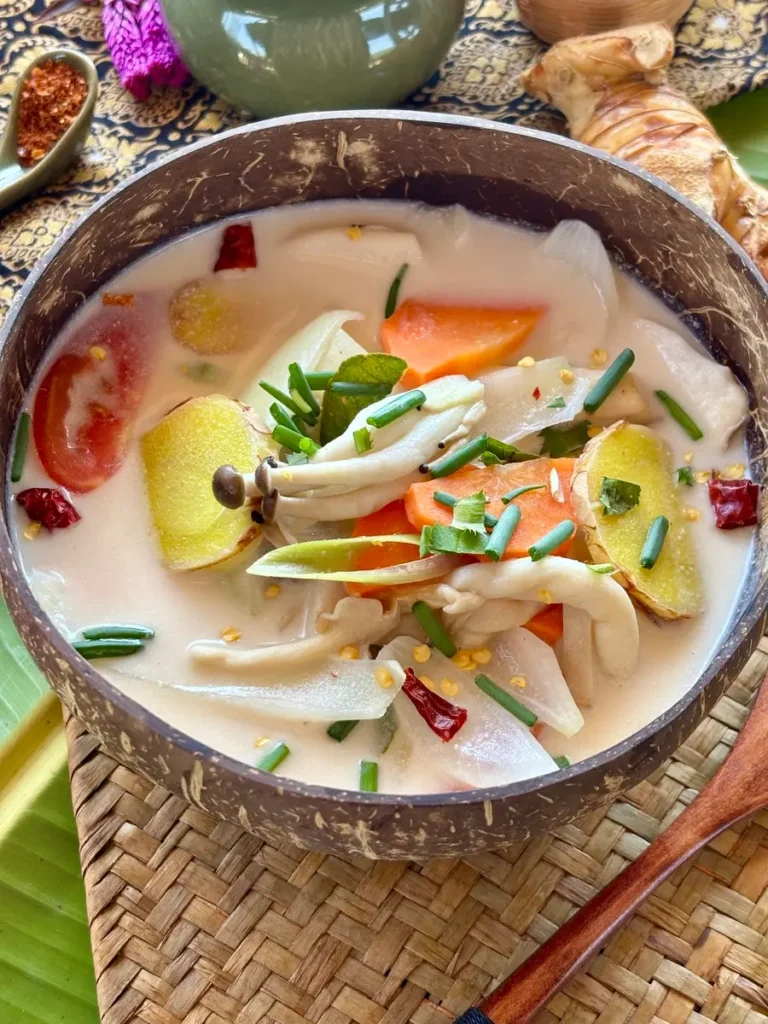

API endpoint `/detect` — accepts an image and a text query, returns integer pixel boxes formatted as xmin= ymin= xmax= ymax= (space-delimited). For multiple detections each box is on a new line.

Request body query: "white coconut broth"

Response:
xmin=12 ymin=200 xmax=754 ymax=795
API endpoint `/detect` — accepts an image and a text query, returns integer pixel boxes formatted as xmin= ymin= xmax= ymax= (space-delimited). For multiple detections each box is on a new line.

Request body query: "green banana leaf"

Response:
xmin=709 ymin=87 xmax=768 ymax=187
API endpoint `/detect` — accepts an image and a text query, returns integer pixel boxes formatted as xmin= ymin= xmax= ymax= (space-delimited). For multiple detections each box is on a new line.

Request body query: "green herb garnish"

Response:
xmin=304 ymin=371 xmax=334 ymax=391
xmin=547 ymin=397 xmax=566 ymax=409
xmin=81 ymin=624 xmax=155 ymax=641
xmin=11 ymin=411 xmax=30 ymax=484
xmin=481 ymin=451 xmax=502 ymax=466
xmin=328 ymin=382 xmax=393 ymax=396
xmin=286 ymin=452 xmax=309 ymax=465
xmin=327 ymin=720 xmax=358 ymax=742
xmin=640 ymin=515 xmax=669 ymax=569
xmin=430 ymin=434 xmax=488 ymax=478
xmin=676 ymin=466 xmax=694 ymax=486
xmin=528 ymin=519 xmax=575 ymax=561
xmin=655 ymin=390 xmax=703 ymax=441
xmin=384 ymin=262 xmax=409 ymax=318
xmin=412 ymin=601 xmax=457 ymax=658
xmin=433 ymin=490 xmax=497 ymax=529
xmin=257 ymin=742 xmax=290 ymax=773
xmin=354 ymin=427 xmax=373 ymax=453
xmin=259 ymin=380 xmax=316 ymax=425
xmin=587 ymin=563 xmax=617 ymax=575
xmin=475 ymin=674 xmax=537 ymax=727
xmin=73 ymin=639 xmax=144 ymax=660
xmin=359 ymin=760 xmax=379 ymax=793
xmin=367 ymin=389 xmax=425 ymax=428
xmin=501 ymin=483 xmax=546 ymax=505
xmin=288 ymin=362 xmax=321 ymax=417
xmin=320 ymin=353 xmax=406 ymax=444
xmin=554 ymin=755 xmax=571 ymax=769
xmin=485 ymin=503 xmax=522 ymax=562
xmin=538 ymin=420 xmax=591 ymax=458
xmin=378 ymin=706 xmax=398 ymax=754
xmin=583 ymin=348 xmax=635 ymax=414
xmin=485 ymin=437 xmax=538 ymax=463
xmin=270 ymin=402 xmax=307 ymax=436
xmin=271 ymin=425 xmax=320 ymax=457
xmin=420 ymin=490 xmax=489 ymax=556
xmin=599 ymin=477 xmax=641 ymax=516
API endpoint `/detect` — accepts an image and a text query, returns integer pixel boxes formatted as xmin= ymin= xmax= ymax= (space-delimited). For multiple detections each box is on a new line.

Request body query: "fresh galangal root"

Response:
xmin=520 ymin=22 xmax=768 ymax=279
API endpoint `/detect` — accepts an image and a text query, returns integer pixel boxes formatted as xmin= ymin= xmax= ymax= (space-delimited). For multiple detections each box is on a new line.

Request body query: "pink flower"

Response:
xmin=102 ymin=0 xmax=151 ymax=100
xmin=138 ymin=0 xmax=189 ymax=88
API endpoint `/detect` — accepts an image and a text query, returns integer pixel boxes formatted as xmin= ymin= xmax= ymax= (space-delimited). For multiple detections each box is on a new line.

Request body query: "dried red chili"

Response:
xmin=16 ymin=488 xmax=81 ymax=531
xmin=17 ymin=60 xmax=88 ymax=167
xmin=708 ymin=477 xmax=759 ymax=530
xmin=403 ymin=668 xmax=467 ymax=742
xmin=532 ymin=387 xmax=541 ymax=401
xmin=214 ymin=224 xmax=257 ymax=272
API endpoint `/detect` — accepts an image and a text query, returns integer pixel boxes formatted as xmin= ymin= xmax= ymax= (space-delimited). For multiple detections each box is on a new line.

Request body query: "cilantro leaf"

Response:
xmin=419 ymin=491 xmax=489 ymax=556
xmin=486 ymin=437 xmax=538 ymax=463
xmin=320 ymin=353 xmax=407 ymax=444
xmin=547 ymin=396 xmax=566 ymax=409
xmin=538 ymin=420 xmax=591 ymax=458
xmin=599 ymin=477 xmax=641 ymax=516
xmin=676 ymin=466 xmax=694 ymax=486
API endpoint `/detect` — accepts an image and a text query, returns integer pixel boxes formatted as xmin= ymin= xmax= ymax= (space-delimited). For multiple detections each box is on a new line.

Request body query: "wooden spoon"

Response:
xmin=456 ymin=670 xmax=768 ymax=1024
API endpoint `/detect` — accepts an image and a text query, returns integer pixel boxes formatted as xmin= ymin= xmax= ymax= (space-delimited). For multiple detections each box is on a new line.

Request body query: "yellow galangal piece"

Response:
xmin=169 ymin=277 xmax=252 ymax=354
xmin=141 ymin=395 xmax=272 ymax=570
xmin=581 ymin=422 xmax=704 ymax=619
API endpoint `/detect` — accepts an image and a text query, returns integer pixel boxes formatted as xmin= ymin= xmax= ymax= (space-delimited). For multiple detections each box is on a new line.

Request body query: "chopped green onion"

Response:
xmin=655 ymin=391 xmax=703 ymax=441
xmin=528 ymin=519 xmax=575 ymax=561
xmin=554 ymin=755 xmax=571 ymax=769
xmin=289 ymin=389 xmax=313 ymax=415
xmin=359 ymin=760 xmax=379 ymax=793
xmin=587 ymin=563 xmax=617 ymax=575
xmin=327 ymin=720 xmax=358 ymax=743
xmin=486 ymin=437 xmax=538 ymax=463
xmin=433 ymin=490 xmax=497 ymax=529
xmin=270 ymin=402 xmax=303 ymax=435
xmin=81 ymin=624 xmax=155 ymax=641
xmin=257 ymin=741 xmax=290 ymax=773
xmin=676 ymin=466 xmax=694 ymax=487
xmin=583 ymin=348 xmax=635 ymax=414
xmin=430 ymin=434 xmax=488 ymax=478
xmin=288 ymin=362 xmax=321 ymax=417
xmin=366 ymin=389 xmax=425 ymax=428
xmin=385 ymin=262 xmax=409 ymax=318
xmin=481 ymin=451 xmax=502 ymax=466
xmin=501 ymin=483 xmax=546 ymax=504
xmin=272 ymin=425 xmax=320 ymax=457
xmin=547 ymin=397 xmax=566 ymax=409
xmin=304 ymin=371 xmax=334 ymax=390
xmin=73 ymin=639 xmax=144 ymax=659
xmin=640 ymin=515 xmax=669 ymax=569
xmin=412 ymin=600 xmax=457 ymax=658
xmin=475 ymin=674 xmax=537 ymax=727
xmin=485 ymin=503 xmax=522 ymax=562
xmin=328 ymin=381 xmax=392 ymax=397
xmin=11 ymin=411 xmax=30 ymax=484
xmin=354 ymin=427 xmax=373 ymax=453
xmin=259 ymin=381 xmax=316 ymax=424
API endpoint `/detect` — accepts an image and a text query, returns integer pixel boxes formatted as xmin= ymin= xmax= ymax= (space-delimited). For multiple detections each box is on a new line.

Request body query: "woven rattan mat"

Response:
xmin=64 ymin=637 xmax=768 ymax=1024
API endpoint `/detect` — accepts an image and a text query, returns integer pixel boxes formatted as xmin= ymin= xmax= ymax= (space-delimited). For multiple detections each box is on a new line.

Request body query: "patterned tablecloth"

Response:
xmin=1 ymin=0 xmax=767 ymax=323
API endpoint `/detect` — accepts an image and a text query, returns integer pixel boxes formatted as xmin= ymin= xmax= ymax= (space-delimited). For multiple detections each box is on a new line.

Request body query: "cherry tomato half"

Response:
xmin=33 ymin=305 xmax=151 ymax=493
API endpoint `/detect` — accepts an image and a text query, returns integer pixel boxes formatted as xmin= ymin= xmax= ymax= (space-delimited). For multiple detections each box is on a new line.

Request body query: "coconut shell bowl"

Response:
xmin=2 ymin=111 xmax=767 ymax=860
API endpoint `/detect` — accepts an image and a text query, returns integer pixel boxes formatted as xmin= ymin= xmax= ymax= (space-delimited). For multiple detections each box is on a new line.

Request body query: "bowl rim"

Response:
xmin=3 ymin=107 xmax=768 ymax=811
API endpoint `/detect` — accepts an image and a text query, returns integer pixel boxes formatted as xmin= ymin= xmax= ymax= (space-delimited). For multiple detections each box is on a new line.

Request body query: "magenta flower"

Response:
xmin=138 ymin=0 xmax=189 ymax=88
xmin=102 ymin=0 xmax=151 ymax=100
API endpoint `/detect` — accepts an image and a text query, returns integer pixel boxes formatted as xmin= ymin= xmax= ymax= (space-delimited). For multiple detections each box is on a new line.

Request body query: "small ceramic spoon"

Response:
xmin=0 ymin=48 xmax=98 ymax=214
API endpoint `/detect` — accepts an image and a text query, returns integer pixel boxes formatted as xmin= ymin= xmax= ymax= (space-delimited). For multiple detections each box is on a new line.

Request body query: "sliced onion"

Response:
xmin=561 ymin=605 xmax=594 ymax=708
xmin=479 ymin=357 xmax=590 ymax=444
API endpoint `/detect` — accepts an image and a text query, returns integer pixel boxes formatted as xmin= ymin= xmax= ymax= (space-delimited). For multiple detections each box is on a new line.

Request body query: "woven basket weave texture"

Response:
xmin=67 ymin=639 xmax=768 ymax=1024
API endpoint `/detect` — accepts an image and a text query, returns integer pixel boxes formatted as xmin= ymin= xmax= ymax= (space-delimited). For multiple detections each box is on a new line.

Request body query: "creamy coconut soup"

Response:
xmin=11 ymin=201 xmax=758 ymax=795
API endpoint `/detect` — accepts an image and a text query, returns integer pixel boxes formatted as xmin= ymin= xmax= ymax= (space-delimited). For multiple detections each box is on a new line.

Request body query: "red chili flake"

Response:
xmin=532 ymin=387 xmax=541 ymax=401
xmin=102 ymin=293 xmax=134 ymax=307
xmin=708 ymin=477 xmax=759 ymax=529
xmin=16 ymin=488 xmax=81 ymax=531
xmin=403 ymin=667 xmax=467 ymax=742
xmin=214 ymin=224 xmax=257 ymax=272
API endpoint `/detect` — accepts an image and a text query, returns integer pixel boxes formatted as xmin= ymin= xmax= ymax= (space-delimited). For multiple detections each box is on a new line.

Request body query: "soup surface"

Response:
xmin=12 ymin=200 xmax=756 ymax=795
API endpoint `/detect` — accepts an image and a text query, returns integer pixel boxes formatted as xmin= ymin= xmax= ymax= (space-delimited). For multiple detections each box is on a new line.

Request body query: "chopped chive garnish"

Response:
xmin=259 ymin=381 xmax=316 ymax=424
xmin=354 ymin=427 xmax=373 ymax=453
xmin=485 ymin=503 xmax=522 ymax=562
xmin=430 ymin=434 xmax=488 ymax=478
xmin=412 ymin=600 xmax=457 ymax=658
xmin=385 ymin=262 xmax=409 ymax=318
xmin=271 ymin=425 xmax=320 ymax=457
xmin=366 ymin=389 xmax=425 ymax=428
xmin=475 ymin=674 xmax=538 ymax=727
xmin=359 ymin=760 xmax=379 ymax=793
xmin=289 ymin=388 xmax=313 ymax=415
xmin=501 ymin=483 xmax=546 ymax=504
xmin=486 ymin=437 xmax=538 ymax=463
xmin=547 ymin=397 xmax=566 ymax=409
xmin=640 ymin=515 xmax=669 ymax=569
xmin=304 ymin=371 xmax=334 ymax=390
xmin=482 ymin=451 xmax=502 ymax=466
xmin=73 ymin=638 xmax=144 ymax=659
xmin=327 ymin=381 xmax=392 ymax=397
xmin=327 ymin=720 xmax=358 ymax=742
xmin=433 ymin=490 xmax=497 ymax=529
xmin=257 ymin=741 xmax=290 ymax=773
xmin=583 ymin=348 xmax=635 ymax=414
xmin=676 ymin=466 xmax=694 ymax=486
xmin=528 ymin=519 xmax=575 ymax=561
xmin=554 ymin=755 xmax=571 ymax=769
xmin=81 ymin=624 xmax=155 ymax=641
xmin=270 ymin=402 xmax=301 ymax=434
xmin=11 ymin=412 xmax=30 ymax=484
xmin=655 ymin=391 xmax=703 ymax=441
xmin=587 ymin=563 xmax=617 ymax=574
xmin=288 ymin=362 xmax=321 ymax=417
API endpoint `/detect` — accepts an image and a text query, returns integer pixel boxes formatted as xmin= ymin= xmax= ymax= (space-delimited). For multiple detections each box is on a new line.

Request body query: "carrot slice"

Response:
xmin=404 ymin=458 xmax=576 ymax=560
xmin=380 ymin=300 xmax=543 ymax=388
xmin=347 ymin=500 xmax=419 ymax=597
xmin=523 ymin=604 xmax=564 ymax=647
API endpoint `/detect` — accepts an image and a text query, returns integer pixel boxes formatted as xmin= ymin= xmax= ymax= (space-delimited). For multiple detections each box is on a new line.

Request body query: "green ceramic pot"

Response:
xmin=161 ymin=0 xmax=465 ymax=117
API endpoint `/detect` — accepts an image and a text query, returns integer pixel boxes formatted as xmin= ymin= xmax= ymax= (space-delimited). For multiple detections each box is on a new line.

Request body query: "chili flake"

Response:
xmin=708 ymin=477 xmax=759 ymax=530
xmin=102 ymin=293 xmax=134 ymax=307
xmin=532 ymin=386 xmax=541 ymax=400
xmin=16 ymin=488 xmax=80 ymax=531
xmin=17 ymin=59 xmax=88 ymax=166
xmin=214 ymin=223 xmax=257 ymax=272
